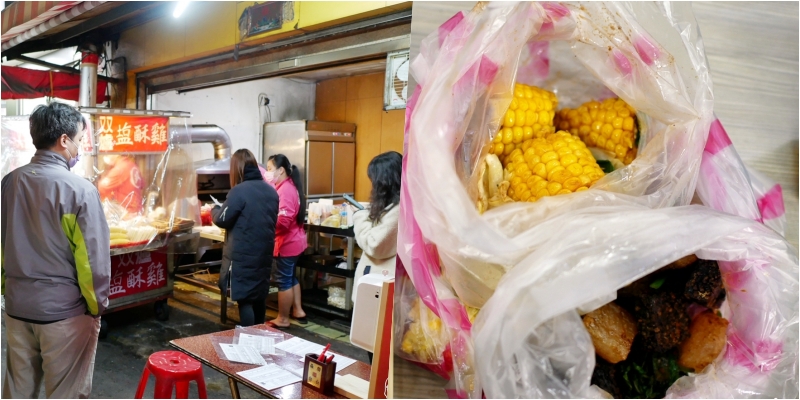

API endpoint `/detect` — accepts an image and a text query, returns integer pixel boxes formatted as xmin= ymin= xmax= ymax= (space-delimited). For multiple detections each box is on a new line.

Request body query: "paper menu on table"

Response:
xmin=274 ymin=337 xmax=358 ymax=373
xmin=275 ymin=337 xmax=324 ymax=356
xmin=286 ymin=366 xmax=305 ymax=377
xmin=237 ymin=364 xmax=301 ymax=391
xmin=219 ymin=343 xmax=266 ymax=365
xmin=330 ymin=356 xmax=357 ymax=372
xmin=237 ymin=333 xmax=275 ymax=355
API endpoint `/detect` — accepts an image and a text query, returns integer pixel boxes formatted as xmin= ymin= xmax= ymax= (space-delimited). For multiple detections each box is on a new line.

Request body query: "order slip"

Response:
xmin=219 ymin=343 xmax=266 ymax=365
xmin=237 ymin=333 xmax=276 ymax=355
xmin=274 ymin=337 xmax=357 ymax=372
xmin=237 ymin=364 xmax=301 ymax=391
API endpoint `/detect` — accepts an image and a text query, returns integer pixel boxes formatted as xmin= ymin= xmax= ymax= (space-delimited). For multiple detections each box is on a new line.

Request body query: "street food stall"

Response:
xmin=1 ymin=108 xmax=201 ymax=337
xmin=80 ymin=107 xmax=200 ymax=337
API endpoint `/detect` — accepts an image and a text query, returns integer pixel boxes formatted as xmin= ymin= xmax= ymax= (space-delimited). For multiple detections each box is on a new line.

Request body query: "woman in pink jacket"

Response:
xmin=264 ymin=154 xmax=308 ymax=328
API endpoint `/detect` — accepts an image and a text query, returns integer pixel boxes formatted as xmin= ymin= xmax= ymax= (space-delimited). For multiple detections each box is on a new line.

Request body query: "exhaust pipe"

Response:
xmin=188 ymin=125 xmax=231 ymax=161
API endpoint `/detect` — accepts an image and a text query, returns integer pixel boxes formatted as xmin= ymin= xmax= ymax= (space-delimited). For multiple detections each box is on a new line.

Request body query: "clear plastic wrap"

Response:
xmin=473 ymin=204 xmax=798 ymax=399
xmin=696 ymin=118 xmax=788 ymax=237
xmin=396 ymin=1 xmax=795 ymax=398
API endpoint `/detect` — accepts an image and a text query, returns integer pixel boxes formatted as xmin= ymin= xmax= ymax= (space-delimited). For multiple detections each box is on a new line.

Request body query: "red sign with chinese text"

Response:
xmin=109 ymin=251 xmax=168 ymax=299
xmin=96 ymin=115 xmax=170 ymax=153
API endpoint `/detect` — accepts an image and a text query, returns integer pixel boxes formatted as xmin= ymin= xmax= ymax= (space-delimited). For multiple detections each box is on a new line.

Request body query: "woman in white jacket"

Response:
xmin=352 ymin=151 xmax=402 ymax=303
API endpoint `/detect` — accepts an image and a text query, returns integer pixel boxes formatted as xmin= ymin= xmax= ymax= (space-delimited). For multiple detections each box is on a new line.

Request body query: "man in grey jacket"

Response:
xmin=1 ymin=102 xmax=111 ymax=399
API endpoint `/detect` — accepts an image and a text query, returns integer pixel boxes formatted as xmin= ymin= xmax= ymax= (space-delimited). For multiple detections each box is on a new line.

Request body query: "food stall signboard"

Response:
xmin=97 ymin=115 xmax=170 ymax=153
xmin=109 ymin=251 xmax=169 ymax=299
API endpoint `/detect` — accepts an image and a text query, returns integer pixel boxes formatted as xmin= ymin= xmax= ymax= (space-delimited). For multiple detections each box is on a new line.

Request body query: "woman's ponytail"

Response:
xmin=290 ymin=165 xmax=306 ymax=225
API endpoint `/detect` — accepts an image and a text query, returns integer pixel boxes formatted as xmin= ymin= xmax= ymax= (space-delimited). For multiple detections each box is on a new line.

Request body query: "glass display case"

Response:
xmin=77 ymin=107 xmax=200 ymax=255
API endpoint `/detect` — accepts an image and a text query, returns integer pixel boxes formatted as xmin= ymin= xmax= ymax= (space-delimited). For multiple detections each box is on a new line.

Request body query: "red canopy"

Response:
xmin=1 ymin=65 xmax=109 ymax=103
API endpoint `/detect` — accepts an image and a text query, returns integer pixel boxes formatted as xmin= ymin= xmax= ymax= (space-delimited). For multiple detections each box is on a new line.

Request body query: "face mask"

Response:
xmin=264 ymin=170 xmax=275 ymax=182
xmin=65 ymin=137 xmax=81 ymax=169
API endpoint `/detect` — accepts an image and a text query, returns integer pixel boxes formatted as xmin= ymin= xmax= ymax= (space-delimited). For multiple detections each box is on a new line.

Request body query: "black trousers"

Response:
xmin=237 ymin=297 xmax=267 ymax=327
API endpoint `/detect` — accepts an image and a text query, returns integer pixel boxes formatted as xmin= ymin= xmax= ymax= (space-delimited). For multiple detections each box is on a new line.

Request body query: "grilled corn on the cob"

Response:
xmin=554 ymin=98 xmax=638 ymax=165
xmin=489 ymin=83 xmax=558 ymax=163
xmin=401 ymin=299 xmax=449 ymax=363
xmin=505 ymin=131 xmax=606 ymax=201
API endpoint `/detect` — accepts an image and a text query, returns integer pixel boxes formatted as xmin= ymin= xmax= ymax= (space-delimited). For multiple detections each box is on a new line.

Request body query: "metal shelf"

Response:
xmin=304 ymin=223 xmax=354 ymax=237
xmin=301 ymin=288 xmax=352 ymax=319
xmin=297 ymin=258 xmax=355 ymax=278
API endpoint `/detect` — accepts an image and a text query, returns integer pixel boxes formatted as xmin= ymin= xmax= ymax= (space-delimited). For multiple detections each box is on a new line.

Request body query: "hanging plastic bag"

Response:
xmin=396 ymin=1 xmax=794 ymax=398
xmin=403 ymin=0 xmax=717 ymax=313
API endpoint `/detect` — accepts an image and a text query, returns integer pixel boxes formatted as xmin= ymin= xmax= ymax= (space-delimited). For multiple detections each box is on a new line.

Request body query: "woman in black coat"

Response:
xmin=212 ymin=149 xmax=279 ymax=326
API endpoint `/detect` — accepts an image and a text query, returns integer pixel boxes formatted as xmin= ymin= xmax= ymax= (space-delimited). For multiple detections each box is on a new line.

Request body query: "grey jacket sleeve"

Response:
xmin=65 ymin=189 xmax=111 ymax=316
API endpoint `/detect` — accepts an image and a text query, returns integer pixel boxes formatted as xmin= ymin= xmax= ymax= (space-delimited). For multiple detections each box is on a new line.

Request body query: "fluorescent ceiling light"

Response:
xmin=173 ymin=1 xmax=190 ymax=18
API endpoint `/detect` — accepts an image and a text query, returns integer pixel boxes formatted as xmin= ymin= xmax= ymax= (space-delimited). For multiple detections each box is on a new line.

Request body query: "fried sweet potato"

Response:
xmin=678 ymin=311 xmax=729 ymax=372
xmin=583 ymin=302 xmax=638 ymax=364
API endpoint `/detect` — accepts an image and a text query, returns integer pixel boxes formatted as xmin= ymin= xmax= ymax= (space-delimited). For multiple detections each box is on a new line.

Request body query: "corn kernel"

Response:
xmin=563 ymin=177 xmax=582 ymax=191
xmin=523 ymin=86 xmax=534 ymax=99
xmin=541 ymin=151 xmax=559 ymax=163
xmin=532 ymin=180 xmax=548 ymax=193
xmin=527 ymin=110 xmax=538 ymax=125
xmin=549 ymin=168 xmax=570 ymax=184
xmin=545 ymin=159 xmax=561 ymax=173
xmin=615 ymin=144 xmax=627 ymax=159
xmin=556 ymin=189 xmax=572 ymax=195
xmin=523 ymin=126 xmax=534 ymax=141
xmin=504 ymin=110 xmax=515 ymax=128
xmin=515 ymin=109 xmax=526 ymax=127
xmin=513 ymin=127 xmax=524 ymax=144
xmin=494 ymin=143 xmax=504 ymax=155
xmin=547 ymin=182 xmax=563 ymax=195
xmin=623 ymin=117 xmax=635 ymax=131
xmin=560 ymin=154 xmax=578 ymax=166
xmin=521 ymin=139 xmax=533 ymax=152
xmin=533 ymin=163 xmax=547 ymax=178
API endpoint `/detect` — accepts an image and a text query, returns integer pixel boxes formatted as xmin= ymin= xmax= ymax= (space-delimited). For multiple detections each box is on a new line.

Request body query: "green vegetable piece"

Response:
xmin=597 ymin=160 xmax=615 ymax=173
xmin=650 ymin=278 xmax=666 ymax=289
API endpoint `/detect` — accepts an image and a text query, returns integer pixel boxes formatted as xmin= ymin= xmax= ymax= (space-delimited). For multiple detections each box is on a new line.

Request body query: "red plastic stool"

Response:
xmin=135 ymin=351 xmax=208 ymax=399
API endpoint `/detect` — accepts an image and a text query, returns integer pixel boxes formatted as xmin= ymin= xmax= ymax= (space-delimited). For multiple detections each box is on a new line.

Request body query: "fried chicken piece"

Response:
xmin=635 ymin=292 xmax=690 ymax=353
